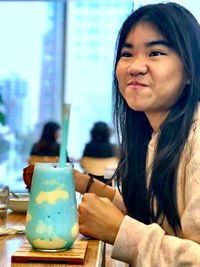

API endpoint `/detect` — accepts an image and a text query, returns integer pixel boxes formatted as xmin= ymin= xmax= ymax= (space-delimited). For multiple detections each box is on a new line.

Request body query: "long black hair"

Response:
xmin=32 ymin=121 xmax=61 ymax=155
xmin=113 ymin=3 xmax=200 ymax=233
xmin=40 ymin=121 xmax=60 ymax=144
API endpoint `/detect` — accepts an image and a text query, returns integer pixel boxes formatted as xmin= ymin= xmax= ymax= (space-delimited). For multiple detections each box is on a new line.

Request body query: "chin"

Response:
xmin=127 ymin=102 xmax=146 ymax=112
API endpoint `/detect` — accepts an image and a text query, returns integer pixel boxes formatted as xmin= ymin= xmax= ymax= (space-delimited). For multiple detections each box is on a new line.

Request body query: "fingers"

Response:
xmin=23 ymin=164 xmax=34 ymax=192
xmin=78 ymin=193 xmax=98 ymax=218
xmin=78 ymin=193 xmax=124 ymax=244
xmin=78 ymin=193 xmax=100 ymax=237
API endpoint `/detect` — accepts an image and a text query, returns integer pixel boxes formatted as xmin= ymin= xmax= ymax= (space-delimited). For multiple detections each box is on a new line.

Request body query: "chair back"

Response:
xmin=80 ymin=156 xmax=118 ymax=176
xmin=28 ymin=155 xmax=58 ymax=165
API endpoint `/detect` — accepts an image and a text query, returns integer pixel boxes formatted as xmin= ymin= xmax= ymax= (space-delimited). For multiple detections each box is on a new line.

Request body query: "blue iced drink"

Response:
xmin=25 ymin=162 xmax=79 ymax=251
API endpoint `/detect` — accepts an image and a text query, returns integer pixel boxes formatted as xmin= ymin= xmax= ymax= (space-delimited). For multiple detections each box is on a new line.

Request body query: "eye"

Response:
xmin=120 ymin=51 xmax=133 ymax=58
xmin=149 ymin=50 xmax=166 ymax=57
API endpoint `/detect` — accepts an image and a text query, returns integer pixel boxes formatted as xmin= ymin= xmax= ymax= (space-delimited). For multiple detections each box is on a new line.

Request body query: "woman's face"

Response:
xmin=116 ymin=22 xmax=188 ymax=127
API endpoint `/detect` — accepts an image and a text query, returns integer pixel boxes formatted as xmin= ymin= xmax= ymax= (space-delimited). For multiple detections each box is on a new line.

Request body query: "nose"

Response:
xmin=127 ymin=56 xmax=148 ymax=76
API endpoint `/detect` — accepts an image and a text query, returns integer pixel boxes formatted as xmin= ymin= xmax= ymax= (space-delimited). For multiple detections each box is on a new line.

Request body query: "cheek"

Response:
xmin=155 ymin=69 xmax=187 ymax=105
xmin=169 ymin=69 xmax=186 ymax=92
xmin=115 ymin=65 xmax=120 ymax=82
xmin=155 ymin=63 xmax=185 ymax=89
xmin=161 ymin=58 xmax=186 ymax=87
xmin=116 ymin=64 xmax=125 ymax=88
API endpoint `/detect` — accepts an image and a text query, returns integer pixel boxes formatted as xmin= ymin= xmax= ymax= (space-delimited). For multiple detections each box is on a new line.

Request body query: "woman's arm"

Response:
xmin=112 ymin=216 xmax=200 ymax=266
xmin=111 ymin=125 xmax=200 ymax=266
xmin=78 ymin=124 xmax=200 ymax=266
xmin=73 ymin=169 xmax=116 ymax=200
xmin=23 ymin=165 xmax=116 ymax=201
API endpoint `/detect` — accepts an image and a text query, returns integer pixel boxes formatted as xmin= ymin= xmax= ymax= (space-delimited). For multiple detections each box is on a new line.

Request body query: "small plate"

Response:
xmin=8 ymin=193 xmax=29 ymax=213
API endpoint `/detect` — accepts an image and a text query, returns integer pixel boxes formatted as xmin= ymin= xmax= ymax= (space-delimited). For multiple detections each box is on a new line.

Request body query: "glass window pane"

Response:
xmin=0 ymin=1 xmax=65 ymax=192
xmin=65 ymin=0 xmax=133 ymax=160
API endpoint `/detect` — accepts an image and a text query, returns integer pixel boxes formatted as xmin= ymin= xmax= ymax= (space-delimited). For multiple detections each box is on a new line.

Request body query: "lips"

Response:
xmin=128 ymin=81 xmax=147 ymax=86
xmin=127 ymin=81 xmax=147 ymax=89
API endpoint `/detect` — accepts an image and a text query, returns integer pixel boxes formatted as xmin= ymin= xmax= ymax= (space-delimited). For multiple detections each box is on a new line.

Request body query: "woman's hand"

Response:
xmin=78 ymin=193 xmax=124 ymax=244
xmin=73 ymin=169 xmax=86 ymax=194
xmin=23 ymin=165 xmax=82 ymax=193
xmin=23 ymin=164 xmax=34 ymax=192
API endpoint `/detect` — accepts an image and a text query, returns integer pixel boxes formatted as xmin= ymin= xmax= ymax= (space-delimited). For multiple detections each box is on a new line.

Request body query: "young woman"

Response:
xmin=24 ymin=2 xmax=200 ymax=266
xmin=77 ymin=2 xmax=200 ymax=265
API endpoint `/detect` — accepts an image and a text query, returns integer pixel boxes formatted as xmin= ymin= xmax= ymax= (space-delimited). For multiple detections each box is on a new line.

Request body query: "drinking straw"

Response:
xmin=59 ymin=103 xmax=71 ymax=167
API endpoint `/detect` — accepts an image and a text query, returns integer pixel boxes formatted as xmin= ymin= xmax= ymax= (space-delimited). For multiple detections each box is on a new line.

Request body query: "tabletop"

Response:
xmin=0 ymin=211 xmax=105 ymax=267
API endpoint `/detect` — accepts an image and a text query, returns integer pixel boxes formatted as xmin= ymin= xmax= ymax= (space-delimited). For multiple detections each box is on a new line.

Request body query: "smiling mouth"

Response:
xmin=127 ymin=82 xmax=147 ymax=89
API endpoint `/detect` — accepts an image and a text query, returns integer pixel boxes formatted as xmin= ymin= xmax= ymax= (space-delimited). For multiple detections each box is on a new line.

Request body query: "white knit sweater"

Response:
xmin=111 ymin=108 xmax=200 ymax=266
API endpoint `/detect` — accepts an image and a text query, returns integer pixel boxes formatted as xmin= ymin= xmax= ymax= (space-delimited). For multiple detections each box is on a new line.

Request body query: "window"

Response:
xmin=65 ymin=0 xmax=133 ymax=160
xmin=2 ymin=0 xmax=197 ymax=191
xmin=0 ymin=1 xmax=66 ymax=191
xmin=0 ymin=0 xmax=133 ymax=191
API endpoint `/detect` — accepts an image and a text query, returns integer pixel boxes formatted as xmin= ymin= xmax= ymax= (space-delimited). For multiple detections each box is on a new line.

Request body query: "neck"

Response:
xmin=145 ymin=111 xmax=169 ymax=132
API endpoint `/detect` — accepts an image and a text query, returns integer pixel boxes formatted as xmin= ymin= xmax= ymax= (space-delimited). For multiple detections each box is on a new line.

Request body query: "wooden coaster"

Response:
xmin=11 ymin=240 xmax=88 ymax=264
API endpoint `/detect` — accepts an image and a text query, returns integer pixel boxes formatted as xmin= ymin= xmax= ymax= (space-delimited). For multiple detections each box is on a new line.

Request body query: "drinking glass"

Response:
xmin=25 ymin=162 xmax=78 ymax=251
xmin=0 ymin=186 xmax=9 ymax=228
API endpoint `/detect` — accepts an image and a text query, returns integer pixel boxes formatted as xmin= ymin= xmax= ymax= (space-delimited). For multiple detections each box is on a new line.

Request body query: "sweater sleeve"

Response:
xmin=181 ymin=125 xmax=200 ymax=244
xmin=112 ymin=189 xmax=127 ymax=214
xmin=112 ymin=216 xmax=200 ymax=266
xmin=111 ymin=124 xmax=200 ymax=267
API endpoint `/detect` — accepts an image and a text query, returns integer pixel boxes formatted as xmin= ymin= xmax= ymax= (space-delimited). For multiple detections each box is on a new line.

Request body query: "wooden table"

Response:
xmin=0 ymin=211 xmax=105 ymax=267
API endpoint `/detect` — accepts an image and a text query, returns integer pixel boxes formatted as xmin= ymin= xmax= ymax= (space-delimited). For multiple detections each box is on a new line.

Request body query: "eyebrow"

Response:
xmin=122 ymin=40 xmax=171 ymax=49
xmin=145 ymin=40 xmax=171 ymax=47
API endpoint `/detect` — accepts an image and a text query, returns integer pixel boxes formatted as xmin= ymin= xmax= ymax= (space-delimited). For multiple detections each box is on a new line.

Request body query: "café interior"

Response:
xmin=0 ymin=1 xmax=199 ymax=267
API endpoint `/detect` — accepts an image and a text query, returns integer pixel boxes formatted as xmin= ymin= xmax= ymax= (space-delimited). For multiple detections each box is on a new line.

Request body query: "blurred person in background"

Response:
xmin=30 ymin=121 xmax=61 ymax=156
xmin=83 ymin=121 xmax=119 ymax=158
